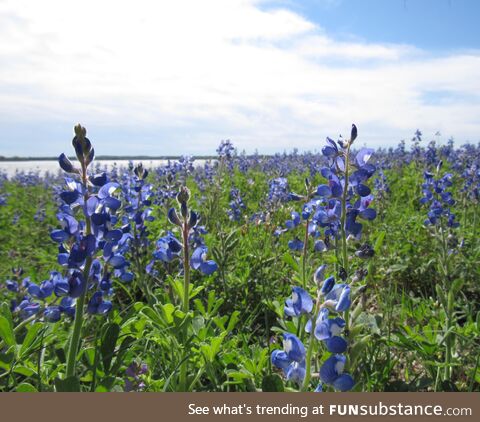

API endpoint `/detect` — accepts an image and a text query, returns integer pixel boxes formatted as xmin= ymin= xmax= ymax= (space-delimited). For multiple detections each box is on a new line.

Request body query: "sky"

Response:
xmin=0 ymin=0 xmax=479 ymax=156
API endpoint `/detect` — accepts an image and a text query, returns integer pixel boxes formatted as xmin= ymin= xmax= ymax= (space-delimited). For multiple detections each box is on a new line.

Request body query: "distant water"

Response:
xmin=0 ymin=159 xmax=208 ymax=177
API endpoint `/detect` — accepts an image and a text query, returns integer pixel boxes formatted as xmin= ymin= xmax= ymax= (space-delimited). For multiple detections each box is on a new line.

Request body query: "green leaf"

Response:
xmin=16 ymin=382 xmax=38 ymax=392
xmin=19 ymin=322 xmax=44 ymax=357
xmin=226 ymin=311 xmax=240 ymax=333
xmin=193 ymin=299 xmax=206 ymax=316
xmin=451 ymin=279 xmax=464 ymax=295
xmin=192 ymin=315 xmax=205 ymax=334
xmin=283 ymin=253 xmax=298 ymax=272
xmin=110 ymin=336 xmax=135 ymax=376
xmin=355 ymin=313 xmax=380 ymax=335
xmin=0 ymin=351 xmax=14 ymax=370
xmin=101 ymin=323 xmax=120 ymax=374
xmin=0 ymin=315 xmax=15 ymax=347
xmin=262 ymin=374 xmax=284 ymax=392
xmin=55 ymin=376 xmax=81 ymax=392
xmin=14 ymin=366 xmax=36 ymax=377
xmin=374 ymin=231 xmax=386 ymax=252
xmin=0 ymin=303 xmax=14 ymax=327
xmin=160 ymin=303 xmax=175 ymax=325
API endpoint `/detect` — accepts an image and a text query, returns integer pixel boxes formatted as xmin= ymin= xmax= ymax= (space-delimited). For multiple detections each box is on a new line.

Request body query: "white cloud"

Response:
xmin=0 ymin=0 xmax=479 ymax=155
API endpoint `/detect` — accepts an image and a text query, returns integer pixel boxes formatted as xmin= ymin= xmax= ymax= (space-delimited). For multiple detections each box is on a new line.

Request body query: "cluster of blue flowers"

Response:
xmin=153 ymin=156 xmax=194 ymax=207
xmin=421 ymin=166 xmax=459 ymax=228
xmin=0 ymin=172 xmax=8 ymax=206
xmin=461 ymin=163 xmax=479 ymax=204
xmin=51 ymin=125 xmax=134 ymax=318
xmin=124 ymin=362 xmax=148 ymax=392
xmin=227 ymin=187 xmax=246 ymax=222
xmin=271 ymin=265 xmax=354 ymax=391
xmin=275 ymin=137 xmax=377 ymax=255
xmin=120 ymin=163 xmax=155 ymax=271
xmin=268 ymin=177 xmax=290 ymax=205
xmin=148 ymin=186 xmax=218 ymax=276
xmin=216 ymin=140 xmax=235 ymax=160
xmin=3 ymin=126 xmax=139 ymax=322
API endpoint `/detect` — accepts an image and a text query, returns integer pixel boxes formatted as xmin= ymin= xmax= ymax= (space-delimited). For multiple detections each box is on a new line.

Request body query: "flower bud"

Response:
xmin=134 ymin=163 xmax=149 ymax=179
xmin=167 ymin=207 xmax=182 ymax=226
xmin=176 ymin=186 xmax=190 ymax=206
xmin=355 ymin=243 xmax=374 ymax=259
xmin=71 ymin=124 xmax=93 ymax=166
xmin=58 ymin=153 xmax=79 ymax=174
xmin=321 ymin=275 xmax=335 ymax=295
xmin=74 ymin=124 xmax=87 ymax=138
xmin=188 ymin=210 xmax=198 ymax=228
xmin=350 ymin=124 xmax=357 ymax=143
xmin=314 ymin=264 xmax=327 ymax=285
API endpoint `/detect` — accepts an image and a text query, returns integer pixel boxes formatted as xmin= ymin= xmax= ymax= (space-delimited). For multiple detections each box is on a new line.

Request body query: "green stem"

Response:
xmin=473 ymin=206 xmax=478 ymax=243
xmin=301 ymin=328 xmax=315 ymax=392
xmin=65 ymin=257 xmax=92 ymax=379
xmin=179 ymin=220 xmax=191 ymax=391
xmin=65 ymin=164 xmax=92 ymax=380
xmin=340 ymin=144 xmax=351 ymax=276
xmin=437 ymin=219 xmax=453 ymax=383
xmin=340 ymin=144 xmax=351 ymax=328
xmin=301 ymin=296 xmax=322 ymax=392
xmin=301 ymin=219 xmax=310 ymax=289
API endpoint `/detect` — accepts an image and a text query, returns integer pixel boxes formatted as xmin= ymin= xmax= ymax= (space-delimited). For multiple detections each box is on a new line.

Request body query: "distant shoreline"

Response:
xmin=0 ymin=155 xmax=219 ymax=162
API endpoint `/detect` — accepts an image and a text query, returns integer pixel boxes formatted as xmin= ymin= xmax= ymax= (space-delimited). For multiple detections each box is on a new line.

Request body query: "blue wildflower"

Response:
xmin=190 ymin=246 xmax=218 ymax=275
xmin=319 ymin=354 xmax=355 ymax=391
xmin=284 ymin=287 xmax=313 ymax=317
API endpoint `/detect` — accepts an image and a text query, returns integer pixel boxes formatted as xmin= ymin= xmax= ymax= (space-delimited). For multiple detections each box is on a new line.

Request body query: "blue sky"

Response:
xmin=0 ymin=0 xmax=479 ymax=157
xmin=284 ymin=0 xmax=480 ymax=51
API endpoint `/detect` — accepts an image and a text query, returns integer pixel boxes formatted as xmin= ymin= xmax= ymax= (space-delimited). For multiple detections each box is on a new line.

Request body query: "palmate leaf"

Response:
xmin=0 ymin=315 xmax=15 ymax=348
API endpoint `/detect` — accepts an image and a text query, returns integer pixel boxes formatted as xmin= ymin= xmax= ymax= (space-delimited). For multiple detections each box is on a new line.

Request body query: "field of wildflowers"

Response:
xmin=0 ymin=124 xmax=479 ymax=392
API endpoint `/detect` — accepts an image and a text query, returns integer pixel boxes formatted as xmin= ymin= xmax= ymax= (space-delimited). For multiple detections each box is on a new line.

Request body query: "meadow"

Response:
xmin=0 ymin=124 xmax=479 ymax=392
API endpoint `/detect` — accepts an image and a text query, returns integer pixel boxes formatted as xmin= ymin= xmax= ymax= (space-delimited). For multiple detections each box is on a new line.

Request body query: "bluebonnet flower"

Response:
xmin=190 ymin=246 xmax=218 ymax=275
xmin=271 ymin=333 xmax=306 ymax=385
xmin=319 ymin=354 xmax=355 ymax=392
xmin=421 ymin=171 xmax=459 ymax=228
xmin=461 ymin=163 xmax=479 ymax=204
xmin=124 ymin=362 xmax=148 ymax=392
xmin=44 ymin=306 xmax=62 ymax=322
xmin=17 ymin=298 xmax=41 ymax=318
xmin=268 ymin=177 xmax=290 ymax=205
xmin=217 ymin=140 xmax=235 ymax=160
xmin=2 ymin=268 xmax=78 ymax=322
xmin=6 ymin=279 xmax=19 ymax=292
xmin=288 ymin=238 xmax=304 ymax=251
xmin=227 ymin=187 xmax=246 ymax=222
xmin=306 ymin=308 xmax=348 ymax=353
xmin=47 ymin=124 xmax=135 ymax=321
xmin=152 ymin=231 xmax=183 ymax=263
xmin=27 ymin=279 xmax=54 ymax=299
xmin=323 ymin=283 xmax=351 ymax=312
xmin=120 ymin=163 xmax=155 ymax=276
xmin=284 ymin=286 xmax=313 ymax=317
xmin=317 ymin=132 xmax=377 ymax=240
xmin=149 ymin=186 xmax=217 ymax=276
xmin=0 ymin=193 xmax=8 ymax=206
xmin=87 ymin=291 xmax=113 ymax=315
